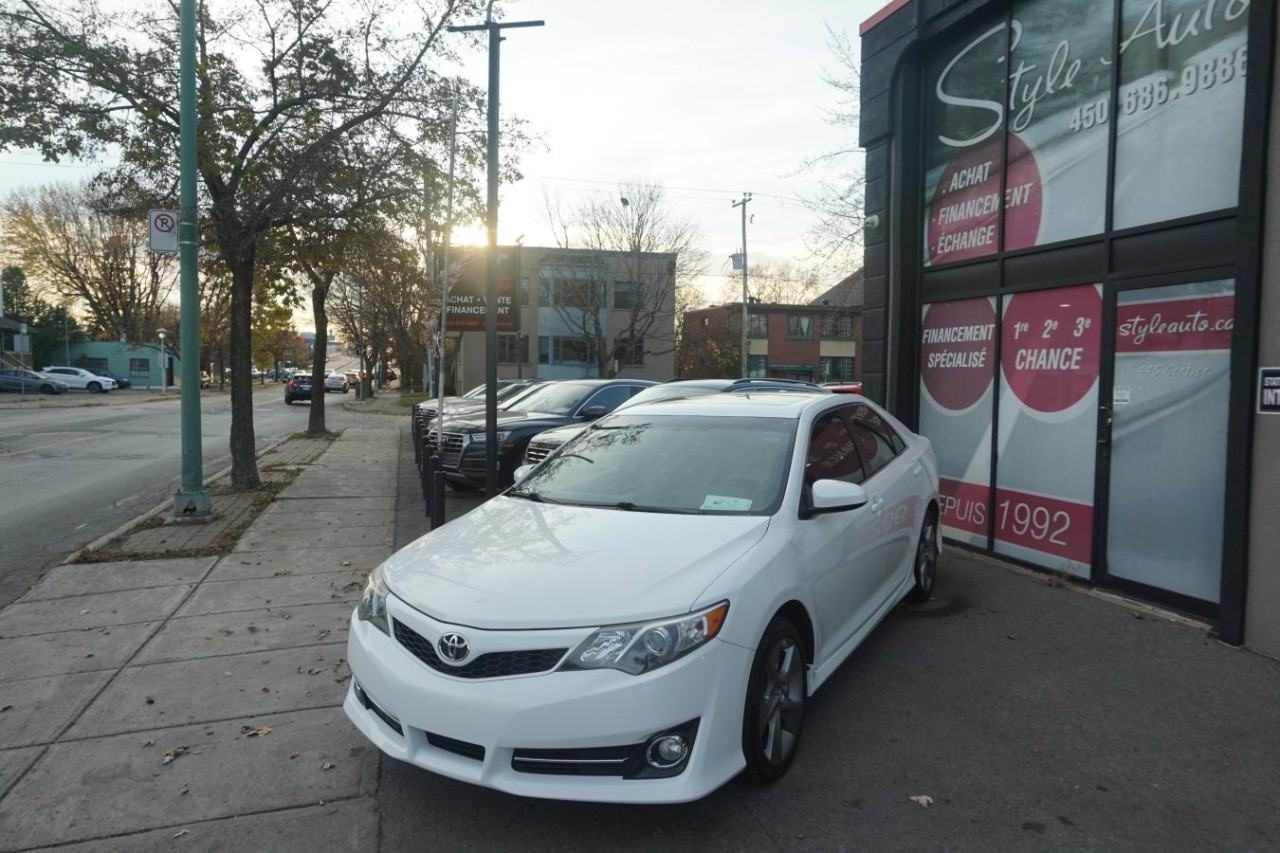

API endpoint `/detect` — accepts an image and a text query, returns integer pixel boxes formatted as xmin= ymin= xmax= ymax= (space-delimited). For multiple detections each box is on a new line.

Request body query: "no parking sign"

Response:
xmin=148 ymin=210 xmax=179 ymax=253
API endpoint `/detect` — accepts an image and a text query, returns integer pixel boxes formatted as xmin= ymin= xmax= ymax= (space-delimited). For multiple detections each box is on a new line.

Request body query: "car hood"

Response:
xmin=381 ymin=497 xmax=770 ymax=629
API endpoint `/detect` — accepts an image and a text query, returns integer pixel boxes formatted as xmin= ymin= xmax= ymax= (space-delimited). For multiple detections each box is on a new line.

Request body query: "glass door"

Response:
xmin=1102 ymin=279 xmax=1235 ymax=607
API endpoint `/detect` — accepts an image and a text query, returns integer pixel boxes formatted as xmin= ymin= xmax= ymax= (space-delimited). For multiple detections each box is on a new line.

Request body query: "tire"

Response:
xmin=285 ymin=398 xmax=293 ymax=405
xmin=40 ymin=384 xmax=56 ymax=395
xmin=87 ymin=381 xmax=102 ymax=393
xmin=742 ymin=615 xmax=806 ymax=783
xmin=906 ymin=508 xmax=940 ymax=604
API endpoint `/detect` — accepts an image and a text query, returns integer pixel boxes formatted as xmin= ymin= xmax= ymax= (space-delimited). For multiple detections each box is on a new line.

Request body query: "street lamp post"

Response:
xmin=449 ymin=2 xmax=543 ymax=498
xmin=156 ymin=328 xmax=167 ymax=393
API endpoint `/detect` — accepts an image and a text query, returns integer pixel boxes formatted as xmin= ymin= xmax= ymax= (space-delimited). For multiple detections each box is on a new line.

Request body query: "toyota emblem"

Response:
xmin=438 ymin=633 xmax=470 ymax=662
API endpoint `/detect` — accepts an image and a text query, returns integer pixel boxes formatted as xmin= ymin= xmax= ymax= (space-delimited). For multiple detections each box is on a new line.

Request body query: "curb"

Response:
xmin=63 ymin=434 xmax=294 ymax=564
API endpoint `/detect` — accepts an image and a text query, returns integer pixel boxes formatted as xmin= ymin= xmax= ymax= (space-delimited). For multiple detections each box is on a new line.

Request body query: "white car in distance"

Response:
xmin=40 ymin=366 xmax=117 ymax=393
xmin=346 ymin=393 xmax=941 ymax=804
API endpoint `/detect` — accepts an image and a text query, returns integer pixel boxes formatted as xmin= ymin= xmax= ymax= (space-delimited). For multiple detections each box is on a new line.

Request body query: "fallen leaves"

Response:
xmin=144 ymin=696 xmax=156 ymax=705
xmin=908 ymin=794 xmax=934 ymax=809
xmin=163 ymin=746 xmax=189 ymax=765
xmin=140 ymin=739 xmax=156 ymax=748
xmin=241 ymin=725 xmax=273 ymax=738
xmin=178 ymin=787 xmax=189 ymax=797
xmin=321 ymin=760 xmax=335 ymax=771
xmin=173 ymin=829 xmax=189 ymax=838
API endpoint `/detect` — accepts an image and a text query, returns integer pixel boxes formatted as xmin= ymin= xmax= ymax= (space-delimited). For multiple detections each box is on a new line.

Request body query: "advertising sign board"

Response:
xmin=446 ymin=248 xmax=519 ymax=333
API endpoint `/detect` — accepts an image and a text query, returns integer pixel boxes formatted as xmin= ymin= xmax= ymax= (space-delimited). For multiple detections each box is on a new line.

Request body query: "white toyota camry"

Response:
xmin=346 ymin=393 xmax=941 ymax=803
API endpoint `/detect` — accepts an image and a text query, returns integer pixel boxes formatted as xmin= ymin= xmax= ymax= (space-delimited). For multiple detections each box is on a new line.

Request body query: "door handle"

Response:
xmin=869 ymin=496 xmax=884 ymax=514
xmin=912 ymin=463 xmax=924 ymax=478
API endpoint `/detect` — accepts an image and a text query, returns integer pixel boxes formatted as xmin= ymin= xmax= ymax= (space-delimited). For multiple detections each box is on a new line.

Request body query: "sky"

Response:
xmin=0 ymin=0 xmax=889 ymax=305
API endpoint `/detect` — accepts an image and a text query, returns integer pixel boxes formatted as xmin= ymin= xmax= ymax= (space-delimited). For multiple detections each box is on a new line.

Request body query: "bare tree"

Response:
xmin=3 ymin=183 xmax=176 ymax=343
xmin=795 ymin=25 xmax=866 ymax=273
xmin=719 ymin=261 xmax=826 ymax=306
xmin=540 ymin=181 xmax=705 ymax=377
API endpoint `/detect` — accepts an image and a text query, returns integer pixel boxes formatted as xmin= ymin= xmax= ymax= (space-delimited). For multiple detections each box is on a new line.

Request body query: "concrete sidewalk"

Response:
xmin=0 ymin=416 xmax=399 ymax=851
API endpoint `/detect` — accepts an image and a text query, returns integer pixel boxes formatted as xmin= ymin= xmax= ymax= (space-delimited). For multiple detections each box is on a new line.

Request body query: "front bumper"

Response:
xmin=344 ymin=597 xmax=753 ymax=803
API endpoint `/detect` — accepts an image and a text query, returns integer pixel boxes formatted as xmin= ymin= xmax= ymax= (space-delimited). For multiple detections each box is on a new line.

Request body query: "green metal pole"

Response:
xmin=175 ymin=0 xmax=210 ymax=520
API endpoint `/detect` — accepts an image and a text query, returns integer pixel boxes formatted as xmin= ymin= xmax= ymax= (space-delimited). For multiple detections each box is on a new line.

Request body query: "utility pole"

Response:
xmin=449 ymin=2 xmax=543 ymax=498
xmin=732 ymin=193 xmax=752 ymax=377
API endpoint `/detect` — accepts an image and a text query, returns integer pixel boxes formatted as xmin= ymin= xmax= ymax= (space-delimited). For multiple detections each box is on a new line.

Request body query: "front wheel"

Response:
xmin=40 ymin=384 xmax=57 ymax=395
xmin=87 ymin=381 xmax=102 ymax=393
xmin=742 ymin=615 xmax=806 ymax=783
xmin=906 ymin=509 xmax=939 ymax=604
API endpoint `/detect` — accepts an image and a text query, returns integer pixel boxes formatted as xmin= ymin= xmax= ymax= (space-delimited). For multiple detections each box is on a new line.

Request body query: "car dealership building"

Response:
xmin=857 ymin=0 xmax=1280 ymax=655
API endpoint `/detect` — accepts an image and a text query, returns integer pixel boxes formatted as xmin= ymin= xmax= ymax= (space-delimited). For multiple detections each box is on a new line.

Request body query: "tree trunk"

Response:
xmin=308 ymin=277 xmax=331 ymax=435
xmin=228 ymin=253 xmax=260 ymax=487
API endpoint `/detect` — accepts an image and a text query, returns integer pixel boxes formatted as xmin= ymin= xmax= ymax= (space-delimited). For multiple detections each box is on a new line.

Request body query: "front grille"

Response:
xmin=511 ymin=744 xmax=639 ymax=776
xmin=440 ymin=432 xmax=466 ymax=469
xmin=421 ymin=428 xmax=439 ymax=457
xmin=523 ymin=441 xmax=556 ymax=465
xmin=426 ymin=731 xmax=485 ymax=761
xmin=423 ymin=408 xmax=438 ymax=424
xmin=354 ymin=682 xmax=403 ymax=736
xmin=393 ymin=620 xmax=567 ymax=679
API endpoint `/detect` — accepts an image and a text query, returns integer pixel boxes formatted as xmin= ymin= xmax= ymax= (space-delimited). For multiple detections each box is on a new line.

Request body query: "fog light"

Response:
xmin=646 ymin=734 xmax=689 ymax=769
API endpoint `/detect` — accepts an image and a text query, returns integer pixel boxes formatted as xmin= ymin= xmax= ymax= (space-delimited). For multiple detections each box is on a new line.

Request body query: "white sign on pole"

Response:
xmin=148 ymin=210 xmax=180 ymax=253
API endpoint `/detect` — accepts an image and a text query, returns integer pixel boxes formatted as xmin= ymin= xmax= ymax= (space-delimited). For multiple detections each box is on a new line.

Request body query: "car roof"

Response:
xmin=617 ymin=391 xmax=839 ymax=420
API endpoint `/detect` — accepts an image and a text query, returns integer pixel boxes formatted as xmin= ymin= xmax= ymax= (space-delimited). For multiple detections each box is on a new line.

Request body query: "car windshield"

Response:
xmin=505 ymin=382 xmax=596 ymax=416
xmin=512 ymin=415 xmax=796 ymax=515
xmin=494 ymin=382 xmax=536 ymax=403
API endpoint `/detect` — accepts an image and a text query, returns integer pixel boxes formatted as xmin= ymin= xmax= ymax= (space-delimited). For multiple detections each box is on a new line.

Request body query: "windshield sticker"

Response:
xmin=700 ymin=494 xmax=753 ymax=511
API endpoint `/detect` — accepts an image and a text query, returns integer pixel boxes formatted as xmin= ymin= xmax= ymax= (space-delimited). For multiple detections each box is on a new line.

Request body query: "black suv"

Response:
xmin=284 ymin=373 xmax=314 ymax=404
xmin=431 ymin=379 xmax=655 ymax=489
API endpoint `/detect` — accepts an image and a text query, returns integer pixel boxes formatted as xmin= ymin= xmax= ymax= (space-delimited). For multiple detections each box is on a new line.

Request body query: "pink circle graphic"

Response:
xmin=921 ymin=298 xmax=996 ymax=412
xmin=1001 ymin=285 xmax=1101 ymax=414
xmin=927 ymin=134 xmax=1042 ymax=265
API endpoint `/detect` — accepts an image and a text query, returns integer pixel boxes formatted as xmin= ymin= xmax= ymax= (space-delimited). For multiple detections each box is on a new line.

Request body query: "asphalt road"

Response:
xmin=0 ymin=371 xmax=361 ymax=608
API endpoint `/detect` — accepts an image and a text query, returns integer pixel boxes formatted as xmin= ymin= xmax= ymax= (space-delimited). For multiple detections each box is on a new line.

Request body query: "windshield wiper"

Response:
xmin=610 ymin=501 xmax=704 ymax=515
xmin=507 ymin=488 xmax=558 ymax=503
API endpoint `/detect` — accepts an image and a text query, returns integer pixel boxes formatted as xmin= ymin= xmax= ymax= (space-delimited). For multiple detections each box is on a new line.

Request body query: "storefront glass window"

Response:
xmin=1007 ymin=0 xmax=1113 ymax=246
xmin=993 ymin=284 xmax=1103 ymax=575
xmin=1113 ymin=0 xmax=1249 ymax=228
xmin=918 ymin=297 xmax=998 ymax=547
xmin=923 ymin=18 xmax=1008 ymax=267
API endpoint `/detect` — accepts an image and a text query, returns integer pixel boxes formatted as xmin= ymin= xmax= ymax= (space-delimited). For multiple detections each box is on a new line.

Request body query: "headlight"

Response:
xmin=560 ymin=602 xmax=729 ymax=675
xmin=467 ymin=431 xmax=512 ymax=442
xmin=356 ymin=564 xmax=390 ymax=635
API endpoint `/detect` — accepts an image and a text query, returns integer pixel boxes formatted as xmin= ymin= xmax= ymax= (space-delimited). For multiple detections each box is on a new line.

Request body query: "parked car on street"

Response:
xmin=325 ymin=372 xmax=349 ymax=393
xmin=0 ymin=369 xmax=69 ymax=395
xmin=429 ymin=379 xmax=654 ymax=489
xmin=414 ymin=379 xmax=546 ymax=441
xmin=284 ymin=374 xmax=314 ymax=404
xmin=346 ymin=392 xmax=941 ymax=803
xmin=523 ymin=378 xmax=830 ymax=466
xmin=87 ymin=367 xmax=131 ymax=389
xmin=40 ymin=366 xmax=117 ymax=392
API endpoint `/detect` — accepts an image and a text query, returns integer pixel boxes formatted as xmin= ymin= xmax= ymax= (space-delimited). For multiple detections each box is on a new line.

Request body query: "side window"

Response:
xmin=580 ymin=385 xmax=630 ymax=415
xmin=626 ymin=384 xmax=650 ymax=399
xmin=804 ymin=412 xmax=866 ymax=485
xmin=848 ymin=422 xmax=897 ymax=479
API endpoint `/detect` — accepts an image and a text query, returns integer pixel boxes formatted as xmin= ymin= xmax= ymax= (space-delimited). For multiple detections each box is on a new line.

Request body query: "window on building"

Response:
xmin=129 ymin=358 xmax=150 ymax=378
xmin=539 ymin=267 xmax=607 ymax=308
xmin=748 ymin=313 xmax=768 ymax=338
xmin=539 ymin=335 xmax=595 ymax=365
xmin=497 ymin=334 xmax=529 ymax=364
xmin=821 ymin=314 xmax=854 ymax=340
xmin=820 ymin=356 xmax=856 ymax=382
xmin=614 ymin=281 xmax=643 ymax=310
xmin=787 ymin=315 xmax=813 ymax=339
xmin=748 ymin=355 xmax=767 ymax=378
xmin=84 ymin=358 xmax=109 ymax=371
xmin=615 ymin=336 xmax=644 ymax=366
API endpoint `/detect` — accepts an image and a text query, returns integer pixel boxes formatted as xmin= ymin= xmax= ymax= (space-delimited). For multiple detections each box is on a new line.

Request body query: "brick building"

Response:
xmin=679 ymin=273 xmax=863 ymax=382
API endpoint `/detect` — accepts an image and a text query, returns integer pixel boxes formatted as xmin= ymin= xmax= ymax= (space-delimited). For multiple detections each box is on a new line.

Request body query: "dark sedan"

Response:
xmin=284 ymin=374 xmax=314 ymax=404
xmin=430 ymin=379 xmax=655 ymax=489
xmin=88 ymin=367 xmax=132 ymax=389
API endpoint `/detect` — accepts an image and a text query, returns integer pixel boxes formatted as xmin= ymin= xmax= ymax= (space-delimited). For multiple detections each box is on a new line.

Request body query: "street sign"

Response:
xmin=149 ymin=210 xmax=179 ymax=253
xmin=445 ymin=248 xmax=519 ymax=332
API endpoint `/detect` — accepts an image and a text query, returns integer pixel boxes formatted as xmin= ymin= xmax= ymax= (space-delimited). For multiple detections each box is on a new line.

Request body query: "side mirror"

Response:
xmin=579 ymin=405 xmax=609 ymax=421
xmin=513 ymin=464 xmax=535 ymax=482
xmin=804 ymin=479 xmax=869 ymax=518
